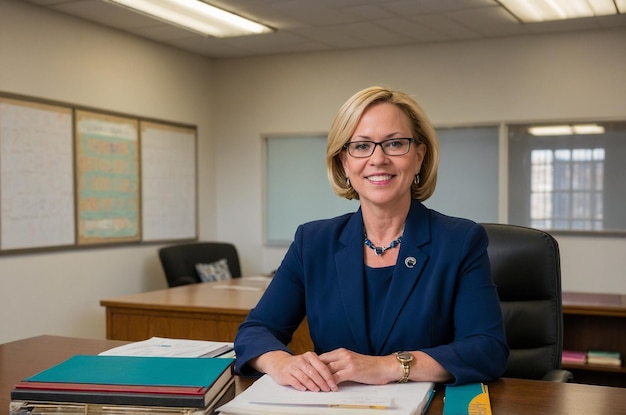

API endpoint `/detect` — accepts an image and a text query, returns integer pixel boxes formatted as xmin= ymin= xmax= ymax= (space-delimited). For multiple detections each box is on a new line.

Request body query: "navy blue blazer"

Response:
xmin=235 ymin=200 xmax=509 ymax=385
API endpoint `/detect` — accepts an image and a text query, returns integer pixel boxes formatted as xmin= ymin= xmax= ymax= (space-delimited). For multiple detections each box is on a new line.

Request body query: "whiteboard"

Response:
xmin=0 ymin=98 xmax=75 ymax=250
xmin=265 ymin=135 xmax=358 ymax=244
xmin=424 ymin=125 xmax=499 ymax=223
xmin=140 ymin=121 xmax=197 ymax=241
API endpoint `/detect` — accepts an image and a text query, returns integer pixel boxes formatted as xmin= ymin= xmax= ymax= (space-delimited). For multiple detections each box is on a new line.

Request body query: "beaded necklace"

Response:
xmin=363 ymin=229 xmax=402 ymax=256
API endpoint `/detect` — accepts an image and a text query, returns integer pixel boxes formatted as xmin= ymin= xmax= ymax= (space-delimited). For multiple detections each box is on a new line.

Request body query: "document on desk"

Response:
xmin=212 ymin=276 xmax=273 ymax=291
xmin=211 ymin=285 xmax=264 ymax=291
xmin=98 ymin=336 xmax=233 ymax=358
xmin=216 ymin=374 xmax=435 ymax=415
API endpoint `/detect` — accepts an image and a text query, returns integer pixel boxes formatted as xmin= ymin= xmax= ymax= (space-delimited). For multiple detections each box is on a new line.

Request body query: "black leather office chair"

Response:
xmin=483 ymin=223 xmax=573 ymax=382
xmin=158 ymin=242 xmax=242 ymax=287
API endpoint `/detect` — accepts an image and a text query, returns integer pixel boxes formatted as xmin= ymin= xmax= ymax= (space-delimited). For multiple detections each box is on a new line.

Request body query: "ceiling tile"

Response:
xmin=22 ymin=0 xmax=626 ymax=58
xmin=447 ymin=5 xmax=528 ymax=37
xmin=376 ymin=18 xmax=454 ymax=42
xmin=51 ymin=0 xmax=162 ymax=29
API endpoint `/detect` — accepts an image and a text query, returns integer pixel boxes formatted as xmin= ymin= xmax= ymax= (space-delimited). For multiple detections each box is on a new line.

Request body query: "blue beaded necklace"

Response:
xmin=363 ymin=229 xmax=402 ymax=256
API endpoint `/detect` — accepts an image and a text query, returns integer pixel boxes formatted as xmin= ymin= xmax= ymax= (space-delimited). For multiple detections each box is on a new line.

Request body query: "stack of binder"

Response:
xmin=10 ymin=354 xmax=235 ymax=415
xmin=586 ymin=350 xmax=622 ymax=367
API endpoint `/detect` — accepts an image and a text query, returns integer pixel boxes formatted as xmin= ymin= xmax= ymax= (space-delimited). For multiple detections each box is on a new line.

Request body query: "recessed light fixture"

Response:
xmin=497 ymin=0 xmax=624 ymax=22
xmin=106 ymin=0 xmax=274 ymax=38
xmin=528 ymin=124 xmax=606 ymax=136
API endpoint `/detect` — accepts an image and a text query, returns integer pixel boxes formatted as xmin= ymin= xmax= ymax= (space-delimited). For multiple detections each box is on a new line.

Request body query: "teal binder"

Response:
xmin=443 ymin=383 xmax=492 ymax=415
xmin=25 ymin=355 xmax=234 ymax=387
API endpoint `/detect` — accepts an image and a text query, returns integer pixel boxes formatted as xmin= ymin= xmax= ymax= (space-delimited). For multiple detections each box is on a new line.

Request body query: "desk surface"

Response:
xmin=100 ymin=278 xmax=315 ymax=354
xmin=2 ymin=335 xmax=625 ymax=415
xmin=100 ymin=277 xmax=272 ymax=314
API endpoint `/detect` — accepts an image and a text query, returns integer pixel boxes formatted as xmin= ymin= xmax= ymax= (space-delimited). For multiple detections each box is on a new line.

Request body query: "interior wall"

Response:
xmin=0 ymin=0 xmax=215 ymax=344
xmin=212 ymin=27 xmax=626 ymax=294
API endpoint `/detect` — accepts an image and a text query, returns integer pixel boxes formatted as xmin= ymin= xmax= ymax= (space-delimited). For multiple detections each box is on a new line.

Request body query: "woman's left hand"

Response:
xmin=318 ymin=348 xmax=398 ymax=385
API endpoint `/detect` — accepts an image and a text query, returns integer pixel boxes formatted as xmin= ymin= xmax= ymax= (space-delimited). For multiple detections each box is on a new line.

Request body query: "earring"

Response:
xmin=414 ymin=174 xmax=420 ymax=185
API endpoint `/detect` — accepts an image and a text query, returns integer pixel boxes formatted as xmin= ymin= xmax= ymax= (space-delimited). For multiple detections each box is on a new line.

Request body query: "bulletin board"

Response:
xmin=0 ymin=92 xmax=198 ymax=253
xmin=75 ymin=110 xmax=140 ymax=245
xmin=0 ymin=98 xmax=76 ymax=250
xmin=140 ymin=121 xmax=197 ymax=241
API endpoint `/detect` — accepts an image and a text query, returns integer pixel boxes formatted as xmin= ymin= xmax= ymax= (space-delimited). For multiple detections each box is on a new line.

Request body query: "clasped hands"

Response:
xmin=253 ymin=348 xmax=397 ymax=392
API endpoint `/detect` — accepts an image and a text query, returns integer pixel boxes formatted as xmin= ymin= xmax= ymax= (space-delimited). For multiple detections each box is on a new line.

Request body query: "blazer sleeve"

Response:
xmin=419 ymin=222 xmax=509 ymax=385
xmin=233 ymin=226 xmax=308 ymax=376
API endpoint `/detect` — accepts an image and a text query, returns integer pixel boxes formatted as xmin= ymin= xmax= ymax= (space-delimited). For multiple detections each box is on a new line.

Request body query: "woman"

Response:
xmin=234 ymin=86 xmax=509 ymax=392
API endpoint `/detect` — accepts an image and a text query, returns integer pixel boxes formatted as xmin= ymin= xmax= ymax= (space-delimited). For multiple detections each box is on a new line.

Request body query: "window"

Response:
xmin=509 ymin=121 xmax=626 ymax=232
xmin=530 ymin=148 xmax=605 ymax=230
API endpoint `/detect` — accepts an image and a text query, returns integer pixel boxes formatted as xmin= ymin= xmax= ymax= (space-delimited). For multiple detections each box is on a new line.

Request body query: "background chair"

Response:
xmin=482 ymin=223 xmax=573 ymax=382
xmin=158 ymin=242 xmax=241 ymax=287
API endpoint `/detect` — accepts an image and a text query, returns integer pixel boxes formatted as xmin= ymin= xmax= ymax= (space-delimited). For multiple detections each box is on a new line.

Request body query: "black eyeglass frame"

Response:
xmin=342 ymin=137 xmax=417 ymax=158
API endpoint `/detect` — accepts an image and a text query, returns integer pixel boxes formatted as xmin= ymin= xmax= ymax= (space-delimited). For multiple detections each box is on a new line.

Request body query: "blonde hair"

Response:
xmin=326 ymin=86 xmax=439 ymax=201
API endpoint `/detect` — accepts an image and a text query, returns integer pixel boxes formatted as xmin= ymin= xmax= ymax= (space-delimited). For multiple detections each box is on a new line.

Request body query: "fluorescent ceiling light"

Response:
xmin=572 ymin=124 xmax=606 ymax=134
xmin=106 ymin=0 xmax=273 ymax=37
xmin=498 ymin=0 xmax=623 ymax=22
xmin=528 ymin=124 xmax=605 ymax=136
xmin=529 ymin=125 xmax=574 ymax=136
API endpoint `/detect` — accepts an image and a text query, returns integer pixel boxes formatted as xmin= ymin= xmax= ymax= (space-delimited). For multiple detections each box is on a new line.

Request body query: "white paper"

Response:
xmin=98 ymin=336 xmax=233 ymax=358
xmin=249 ymin=375 xmax=393 ymax=407
xmin=240 ymin=276 xmax=274 ymax=282
xmin=212 ymin=276 xmax=273 ymax=291
xmin=217 ymin=374 xmax=435 ymax=415
xmin=212 ymin=285 xmax=264 ymax=291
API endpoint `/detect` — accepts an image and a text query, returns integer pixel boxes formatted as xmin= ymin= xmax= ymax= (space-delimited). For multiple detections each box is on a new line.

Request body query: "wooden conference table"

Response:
xmin=100 ymin=277 xmax=315 ymax=354
xmin=1 ymin=335 xmax=625 ymax=415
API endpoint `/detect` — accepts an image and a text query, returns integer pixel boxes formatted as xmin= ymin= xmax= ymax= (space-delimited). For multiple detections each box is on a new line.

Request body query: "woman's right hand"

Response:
xmin=251 ymin=350 xmax=338 ymax=392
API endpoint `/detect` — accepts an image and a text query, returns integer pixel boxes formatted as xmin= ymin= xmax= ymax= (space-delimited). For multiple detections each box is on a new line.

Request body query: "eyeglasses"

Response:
xmin=343 ymin=138 xmax=416 ymax=158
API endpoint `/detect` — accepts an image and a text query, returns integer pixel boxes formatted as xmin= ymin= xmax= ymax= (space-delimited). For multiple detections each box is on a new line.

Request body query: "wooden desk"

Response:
xmin=100 ymin=278 xmax=314 ymax=354
xmin=2 ymin=336 xmax=626 ymax=415
xmin=101 ymin=285 xmax=626 ymax=386
xmin=562 ymin=291 xmax=626 ymax=387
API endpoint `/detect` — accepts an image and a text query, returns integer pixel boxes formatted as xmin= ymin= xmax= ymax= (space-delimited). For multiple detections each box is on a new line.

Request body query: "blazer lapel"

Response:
xmin=335 ymin=209 xmax=370 ymax=352
xmin=332 ymin=202 xmax=432 ymax=355
xmin=374 ymin=201 xmax=431 ymax=354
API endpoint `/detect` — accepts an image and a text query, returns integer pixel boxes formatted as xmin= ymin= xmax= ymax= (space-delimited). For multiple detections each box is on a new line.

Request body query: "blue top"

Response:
xmin=364 ymin=265 xmax=393 ymax=352
xmin=234 ymin=200 xmax=509 ymax=385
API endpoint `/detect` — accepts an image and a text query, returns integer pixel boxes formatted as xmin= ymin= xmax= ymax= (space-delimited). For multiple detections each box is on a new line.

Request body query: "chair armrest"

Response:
xmin=542 ymin=369 xmax=573 ymax=382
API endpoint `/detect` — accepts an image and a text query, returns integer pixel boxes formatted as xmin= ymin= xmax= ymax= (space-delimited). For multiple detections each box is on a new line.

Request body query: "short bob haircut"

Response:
xmin=326 ymin=86 xmax=439 ymax=201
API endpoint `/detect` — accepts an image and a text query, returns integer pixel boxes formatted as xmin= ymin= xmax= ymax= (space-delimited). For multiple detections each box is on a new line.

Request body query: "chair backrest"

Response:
xmin=482 ymin=223 xmax=564 ymax=380
xmin=158 ymin=242 xmax=242 ymax=287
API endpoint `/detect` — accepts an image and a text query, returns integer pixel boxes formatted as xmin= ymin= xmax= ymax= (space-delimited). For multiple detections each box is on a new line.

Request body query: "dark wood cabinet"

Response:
xmin=561 ymin=292 xmax=626 ymax=387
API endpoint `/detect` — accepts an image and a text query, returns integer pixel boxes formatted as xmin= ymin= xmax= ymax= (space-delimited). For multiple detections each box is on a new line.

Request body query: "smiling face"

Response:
xmin=341 ymin=102 xmax=426 ymax=211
